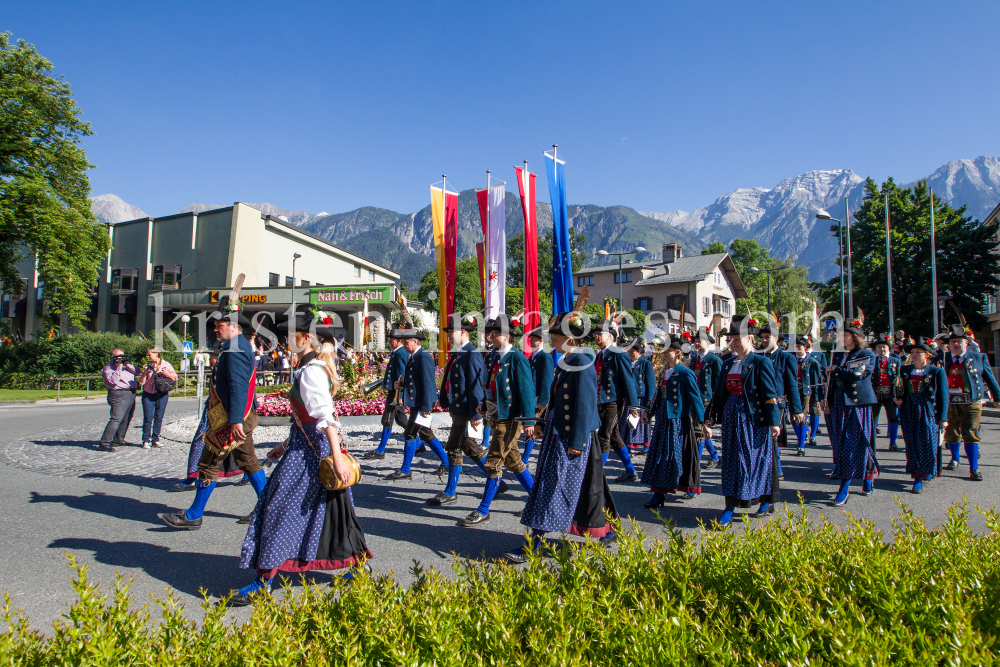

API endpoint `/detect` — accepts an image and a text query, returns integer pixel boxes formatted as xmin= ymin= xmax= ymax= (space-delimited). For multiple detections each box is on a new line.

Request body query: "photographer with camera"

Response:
xmin=99 ymin=348 xmax=139 ymax=452
xmin=137 ymin=345 xmax=178 ymax=449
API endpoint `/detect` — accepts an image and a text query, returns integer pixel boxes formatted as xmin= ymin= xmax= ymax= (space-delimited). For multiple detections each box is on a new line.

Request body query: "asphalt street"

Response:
xmin=1 ymin=398 xmax=997 ymax=629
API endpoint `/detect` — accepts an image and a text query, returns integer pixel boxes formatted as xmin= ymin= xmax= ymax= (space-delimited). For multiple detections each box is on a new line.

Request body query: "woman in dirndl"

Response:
xmin=895 ymin=338 xmax=948 ymax=494
xmin=704 ymin=315 xmax=782 ymax=528
xmin=640 ymin=334 xmax=705 ymax=507
xmin=505 ymin=312 xmax=618 ymax=563
xmin=227 ymin=309 xmax=371 ymax=606
xmin=823 ymin=320 xmax=879 ymax=506
xmin=620 ymin=336 xmax=656 ymax=452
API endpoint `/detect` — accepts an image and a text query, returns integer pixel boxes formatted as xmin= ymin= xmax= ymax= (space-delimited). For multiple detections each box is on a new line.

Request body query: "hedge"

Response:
xmin=2 ymin=502 xmax=997 ymax=664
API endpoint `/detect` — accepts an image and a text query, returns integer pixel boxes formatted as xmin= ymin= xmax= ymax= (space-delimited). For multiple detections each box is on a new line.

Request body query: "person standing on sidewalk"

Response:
xmin=136 ymin=345 xmax=177 ymax=449
xmin=98 ymin=348 xmax=139 ymax=452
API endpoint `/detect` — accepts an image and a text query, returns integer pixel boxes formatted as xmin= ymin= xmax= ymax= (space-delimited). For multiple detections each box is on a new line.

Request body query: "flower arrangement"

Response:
xmin=746 ymin=317 xmax=759 ymax=328
xmin=851 ymin=319 xmax=862 ymax=328
xmin=681 ymin=331 xmax=692 ymax=342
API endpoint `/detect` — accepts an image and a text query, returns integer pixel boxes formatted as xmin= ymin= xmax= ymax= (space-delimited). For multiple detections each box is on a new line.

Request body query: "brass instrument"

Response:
xmin=361 ymin=379 xmax=383 ymax=396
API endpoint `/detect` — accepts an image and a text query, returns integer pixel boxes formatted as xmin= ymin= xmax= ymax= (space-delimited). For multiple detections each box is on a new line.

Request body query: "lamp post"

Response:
xmin=816 ymin=210 xmax=846 ymax=318
xmin=292 ymin=253 xmax=302 ymax=308
xmin=595 ymin=246 xmax=647 ymax=311
xmin=180 ymin=314 xmax=190 ymax=392
xmin=748 ymin=265 xmax=790 ymax=315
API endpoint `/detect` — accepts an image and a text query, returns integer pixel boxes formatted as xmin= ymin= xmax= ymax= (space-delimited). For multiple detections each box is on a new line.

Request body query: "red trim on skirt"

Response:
xmin=652 ymin=486 xmax=701 ymax=495
xmin=567 ymin=523 xmax=613 ymax=538
xmin=257 ymin=550 xmax=373 ymax=579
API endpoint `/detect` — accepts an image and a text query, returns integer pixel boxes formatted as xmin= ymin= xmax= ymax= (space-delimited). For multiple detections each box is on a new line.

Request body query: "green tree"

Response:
xmin=701 ymin=241 xmax=726 ymax=255
xmin=0 ymin=34 xmax=110 ymax=327
xmin=822 ymin=177 xmax=1000 ymax=335
xmin=506 ymin=227 xmax=588 ymax=295
xmin=726 ymin=238 xmax=815 ymax=330
xmin=416 ymin=256 xmax=484 ymax=316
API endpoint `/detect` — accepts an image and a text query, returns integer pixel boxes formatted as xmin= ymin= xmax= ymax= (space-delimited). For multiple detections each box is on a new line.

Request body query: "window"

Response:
xmin=152 ymin=265 xmax=181 ymax=290
xmin=285 ymin=276 xmax=293 ymax=287
xmin=578 ymin=275 xmax=594 ymax=287
xmin=714 ymin=270 xmax=722 ymax=285
xmin=714 ymin=297 xmax=732 ymax=317
xmin=668 ymin=294 xmax=687 ymax=310
xmin=269 ymin=273 xmax=280 ymax=287
xmin=703 ymin=296 xmax=710 ymax=315
xmin=301 ymin=280 xmax=310 ymax=287
xmin=353 ymin=265 xmax=361 ymax=278
xmin=111 ymin=268 xmax=139 ymax=293
xmin=614 ymin=271 xmax=632 ymax=284
xmin=368 ymin=269 xmax=375 ymax=281
xmin=634 ymin=297 xmax=652 ymax=311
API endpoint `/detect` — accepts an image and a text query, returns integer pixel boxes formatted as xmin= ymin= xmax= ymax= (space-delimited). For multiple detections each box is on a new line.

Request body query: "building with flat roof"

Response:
xmin=576 ymin=243 xmax=747 ymax=339
xmin=2 ymin=202 xmax=404 ymax=346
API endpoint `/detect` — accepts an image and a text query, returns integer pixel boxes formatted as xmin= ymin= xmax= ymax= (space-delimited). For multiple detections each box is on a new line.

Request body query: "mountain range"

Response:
xmin=90 ymin=156 xmax=1000 ymax=287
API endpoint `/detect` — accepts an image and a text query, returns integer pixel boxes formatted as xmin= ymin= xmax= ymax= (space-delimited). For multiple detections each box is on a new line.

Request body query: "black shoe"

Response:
xmin=861 ymin=484 xmax=874 ymax=497
xmin=427 ymin=492 xmax=457 ymax=506
xmin=234 ymin=476 xmax=251 ymax=486
xmin=971 ymin=469 xmax=983 ymax=482
xmin=363 ymin=450 xmax=386 ymax=460
xmin=432 ymin=464 xmax=448 ymax=476
xmin=876 ymin=427 xmax=881 ymax=435
xmin=97 ymin=444 xmax=117 ymax=452
xmin=169 ymin=482 xmax=195 ymax=492
xmin=237 ymin=513 xmax=253 ymax=524
xmin=504 ymin=547 xmax=530 ymax=564
xmin=643 ymin=494 xmax=665 ymax=509
xmin=159 ymin=511 xmax=202 ymax=530
xmin=832 ymin=494 xmax=850 ymax=507
xmin=944 ymin=459 xmax=958 ymax=471
xmin=888 ymin=444 xmax=902 ymax=453
xmin=416 ymin=444 xmax=428 ymax=454
xmin=808 ymin=438 xmax=816 ymax=447
xmin=225 ymin=593 xmax=254 ymax=607
xmin=614 ymin=471 xmax=638 ymax=484
xmin=497 ymin=481 xmax=509 ymax=494
xmin=796 ymin=449 xmax=806 ymax=457
xmin=385 ymin=469 xmax=411 ymax=481
xmin=752 ymin=504 xmax=776 ymax=518
xmin=461 ymin=511 xmax=490 ymax=527
xmin=514 ymin=509 xmax=523 ymax=517
xmin=599 ymin=532 xmax=618 ymax=548
xmin=703 ymin=459 xmax=719 ymax=470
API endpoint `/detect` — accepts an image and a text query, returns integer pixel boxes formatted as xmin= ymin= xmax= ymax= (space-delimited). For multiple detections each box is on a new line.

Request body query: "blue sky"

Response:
xmin=5 ymin=1 xmax=999 ymax=217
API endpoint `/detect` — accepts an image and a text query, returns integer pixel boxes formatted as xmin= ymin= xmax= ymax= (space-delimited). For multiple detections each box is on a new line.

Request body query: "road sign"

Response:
xmin=825 ymin=319 xmax=838 ymax=332
xmin=182 ymin=341 xmax=193 ymax=354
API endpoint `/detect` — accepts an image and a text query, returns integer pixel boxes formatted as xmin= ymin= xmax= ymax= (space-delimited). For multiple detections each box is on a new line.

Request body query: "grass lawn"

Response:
xmin=0 ymin=388 xmax=108 ymax=401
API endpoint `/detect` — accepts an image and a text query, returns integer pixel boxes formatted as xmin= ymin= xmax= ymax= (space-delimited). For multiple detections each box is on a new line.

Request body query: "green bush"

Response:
xmin=3 ymin=502 xmax=998 ymax=664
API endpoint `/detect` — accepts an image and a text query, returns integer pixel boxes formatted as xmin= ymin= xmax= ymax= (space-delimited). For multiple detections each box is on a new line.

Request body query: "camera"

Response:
xmin=146 ymin=362 xmax=155 ymax=372
xmin=111 ymin=353 xmax=132 ymax=365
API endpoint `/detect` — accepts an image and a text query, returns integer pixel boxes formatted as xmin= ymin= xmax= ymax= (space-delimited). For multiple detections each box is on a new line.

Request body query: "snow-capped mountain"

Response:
xmin=913 ymin=156 xmax=1000 ymax=221
xmin=90 ymin=194 xmax=147 ymax=223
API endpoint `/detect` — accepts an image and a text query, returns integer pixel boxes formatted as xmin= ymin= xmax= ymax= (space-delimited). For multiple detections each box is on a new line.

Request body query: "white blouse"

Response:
xmin=295 ymin=360 xmax=337 ymax=430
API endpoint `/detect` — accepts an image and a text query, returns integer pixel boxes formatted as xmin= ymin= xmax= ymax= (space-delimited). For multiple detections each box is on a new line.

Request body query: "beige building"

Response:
xmin=2 ymin=202 xmax=403 ymax=346
xmin=576 ymin=243 xmax=747 ymax=340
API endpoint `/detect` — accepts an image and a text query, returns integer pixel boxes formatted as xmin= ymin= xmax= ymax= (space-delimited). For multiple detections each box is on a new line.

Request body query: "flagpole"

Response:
xmin=885 ymin=193 xmax=895 ymax=337
xmin=485 ymin=170 xmax=491 ymax=316
xmin=930 ymin=187 xmax=939 ymax=336
xmin=845 ymin=196 xmax=854 ymax=317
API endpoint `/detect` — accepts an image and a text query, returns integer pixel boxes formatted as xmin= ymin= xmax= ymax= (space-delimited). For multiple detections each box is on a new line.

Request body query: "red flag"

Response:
xmin=516 ymin=166 xmax=539 ymax=331
xmin=444 ymin=190 xmax=458 ymax=357
xmin=476 ymin=242 xmax=486 ymax=303
xmin=476 ymin=188 xmax=490 ymax=306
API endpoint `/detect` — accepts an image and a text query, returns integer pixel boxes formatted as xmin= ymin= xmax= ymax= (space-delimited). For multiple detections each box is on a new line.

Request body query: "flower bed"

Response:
xmin=257 ymin=392 xmax=443 ymax=417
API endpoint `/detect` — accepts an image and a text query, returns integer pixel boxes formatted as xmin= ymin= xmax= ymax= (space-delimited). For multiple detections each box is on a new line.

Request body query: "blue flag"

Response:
xmin=546 ymin=151 xmax=574 ymax=314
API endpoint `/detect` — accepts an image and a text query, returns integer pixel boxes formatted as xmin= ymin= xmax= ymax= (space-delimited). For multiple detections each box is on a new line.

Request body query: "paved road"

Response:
xmin=1 ymin=398 xmax=997 ymax=629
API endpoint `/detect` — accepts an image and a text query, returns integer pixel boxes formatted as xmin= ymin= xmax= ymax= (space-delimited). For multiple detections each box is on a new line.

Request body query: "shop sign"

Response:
xmin=312 ymin=286 xmax=391 ymax=305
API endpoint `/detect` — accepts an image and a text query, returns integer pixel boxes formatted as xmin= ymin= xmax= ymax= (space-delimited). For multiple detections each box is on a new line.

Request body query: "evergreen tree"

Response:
xmin=821 ymin=178 xmax=1000 ymax=335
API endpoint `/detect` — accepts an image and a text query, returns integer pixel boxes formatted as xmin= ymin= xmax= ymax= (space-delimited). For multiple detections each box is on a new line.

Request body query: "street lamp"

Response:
xmin=292 ymin=253 xmax=302 ymax=308
xmin=180 ymin=314 xmax=191 ymax=392
xmin=748 ymin=265 xmax=790 ymax=316
xmin=596 ymin=245 xmax=646 ymax=312
xmin=816 ymin=209 xmax=847 ymax=318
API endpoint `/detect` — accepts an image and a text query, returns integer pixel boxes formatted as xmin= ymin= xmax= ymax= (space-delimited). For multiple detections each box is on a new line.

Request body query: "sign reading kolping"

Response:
xmin=311 ymin=286 xmax=391 ymax=305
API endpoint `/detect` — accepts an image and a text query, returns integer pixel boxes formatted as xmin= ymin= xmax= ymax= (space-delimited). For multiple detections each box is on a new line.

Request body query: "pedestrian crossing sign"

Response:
xmin=182 ymin=341 xmax=193 ymax=353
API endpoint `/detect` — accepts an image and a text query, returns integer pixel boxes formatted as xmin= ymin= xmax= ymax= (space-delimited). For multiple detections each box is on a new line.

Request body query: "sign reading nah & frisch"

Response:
xmin=312 ymin=287 xmax=390 ymax=304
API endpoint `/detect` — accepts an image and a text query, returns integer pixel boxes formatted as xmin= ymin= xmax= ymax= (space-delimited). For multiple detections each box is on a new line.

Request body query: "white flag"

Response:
xmin=485 ymin=183 xmax=506 ymax=319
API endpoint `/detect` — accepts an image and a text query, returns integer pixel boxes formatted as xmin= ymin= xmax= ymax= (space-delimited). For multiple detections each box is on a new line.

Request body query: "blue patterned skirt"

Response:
xmin=641 ymin=407 xmax=701 ymax=494
xmin=620 ymin=398 xmax=651 ymax=445
xmin=240 ymin=421 xmax=372 ymax=577
xmin=185 ymin=399 xmax=241 ymax=478
xmin=829 ymin=386 xmax=878 ymax=481
xmin=899 ymin=394 xmax=938 ymax=478
xmin=521 ymin=411 xmax=617 ymax=537
xmin=719 ymin=395 xmax=772 ymax=507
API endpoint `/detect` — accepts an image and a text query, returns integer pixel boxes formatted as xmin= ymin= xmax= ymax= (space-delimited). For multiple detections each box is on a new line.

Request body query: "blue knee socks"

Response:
xmin=704 ymin=439 xmax=719 ymax=460
xmin=887 ymin=423 xmax=899 ymax=447
xmin=185 ymin=480 xmax=217 ymax=520
xmin=776 ymin=448 xmax=783 ymax=475
xmin=427 ymin=438 xmax=449 ymax=466
xmin=719 ymin=507 xmax=735 ymax=525
xmin=237 ymin=575 xmax=273 ymax=596
xmin=248 ymin=469 xmax=267 ymax=496
xmin=521 ymin=439 xmax=535 ymax=464
xmin=913 ymin=478 xmax=923 ymax=492
xmin=809 ymin=415 xmax=820 ymax=438
xmin=949 ymin=442 xmax=961 ymax=463
xmin=863 ymin=479 xmax=873 ymax=493
xmin=514 ymin=469 xmax=534 ymax=493
xmin=964 ymin=442 xmax=980 ymax=471
xmin=476 ymin=477 xmax=501 ymax=515
xmin=376 ymin=427 xmax=391 ymax=453
xmin=399 ymin=439 xmax=418 ymax=474
xmin=482 ymin=426 xmax=492 ymax=447
xmin=834 ymin=479 xmax=850 ymax=504
xmin=444 ymin=464 xmax=462 ymax=496
xmin=614 ymin=447 xmax=636 ymax=475
xmin=474 ymin=455 xmax=489 ymax=476
xmin=602 ymin=453 xmax=609 ymax=466
xmin=794 ymin=424 xmax=806 ymax=449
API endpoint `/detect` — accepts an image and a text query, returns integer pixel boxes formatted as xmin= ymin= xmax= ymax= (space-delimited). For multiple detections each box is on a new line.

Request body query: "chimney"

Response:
xmin=661 ymin=243 xmax=683 ymax=264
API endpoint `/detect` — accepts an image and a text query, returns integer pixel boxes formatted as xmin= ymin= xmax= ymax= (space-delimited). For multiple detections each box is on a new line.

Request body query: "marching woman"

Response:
xmin=228 ymin=309 xmax=371 ymax=606
xmin=823 ymin=319 xmax=879 ymax=506
xmin=621 ymin=336 xmax=656 ymax=454
xmin=894 ymin=338 xmax=948 ymax=494
xmin=640 ymin=334 xmax=705 ymax=507
xmin=505 ymin=312 xmax=618 ymax=563
xmin=704 ymin=315 xmax=782 ymax=528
